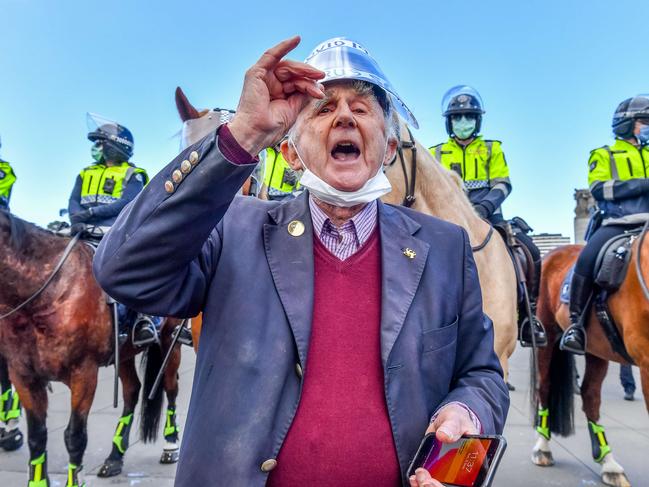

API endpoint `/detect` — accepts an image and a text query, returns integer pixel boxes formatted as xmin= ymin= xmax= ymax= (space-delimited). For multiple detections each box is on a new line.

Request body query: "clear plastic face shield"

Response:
xmin=304 ymin=37 xmax=418 ymax=129
xmin=180 ymin=108 xmax=235 ymax=151
xmin=441 ymin=85 xmax=485 ymax=116
xmin=86 ymin=112 xmax=134 ymax=153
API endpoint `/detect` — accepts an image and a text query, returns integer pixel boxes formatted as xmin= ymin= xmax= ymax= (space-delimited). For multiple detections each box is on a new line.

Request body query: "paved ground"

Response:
xmin=0 ymin=345 xmax=646 ymax=486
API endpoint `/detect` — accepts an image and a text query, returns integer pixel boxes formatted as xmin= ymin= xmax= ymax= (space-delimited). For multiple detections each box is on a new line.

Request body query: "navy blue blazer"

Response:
xmin=93 ymin=130 xmax=509 ymax=486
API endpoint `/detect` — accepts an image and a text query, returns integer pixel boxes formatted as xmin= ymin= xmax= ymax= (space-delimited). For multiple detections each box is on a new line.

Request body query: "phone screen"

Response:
xmin=418 ymin=436 xmax=496 ymax=487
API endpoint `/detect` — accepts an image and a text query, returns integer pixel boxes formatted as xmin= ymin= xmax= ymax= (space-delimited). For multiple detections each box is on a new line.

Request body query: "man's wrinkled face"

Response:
xmin=283 ymin=81 xmax=396 ymax=192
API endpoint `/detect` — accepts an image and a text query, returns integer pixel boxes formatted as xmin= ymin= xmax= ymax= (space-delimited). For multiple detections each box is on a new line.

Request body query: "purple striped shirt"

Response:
xmin=309 ymin=197 xmax=378 ymax=261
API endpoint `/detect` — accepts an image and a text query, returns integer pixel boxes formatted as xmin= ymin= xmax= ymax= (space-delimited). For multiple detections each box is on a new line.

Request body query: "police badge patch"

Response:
xmin=589 ymin=161 xmax=597 ymax=172
xmin=0 ymin=169 xmax=5 ymax=179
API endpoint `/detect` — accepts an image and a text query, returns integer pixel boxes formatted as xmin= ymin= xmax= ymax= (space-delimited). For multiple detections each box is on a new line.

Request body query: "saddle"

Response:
xmin=560 ymin=228 xmax=642 ymax=363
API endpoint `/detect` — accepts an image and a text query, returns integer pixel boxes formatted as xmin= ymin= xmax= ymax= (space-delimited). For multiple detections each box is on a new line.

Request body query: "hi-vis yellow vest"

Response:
xmin=263 ymin=148 xmax=299 ymax=193
xmin=0 ymin=160 xmax=16 ymax=204
xmin=79 ymin=162 xmax=148 ymax=205
xmin=429 ymin=137 xmax=509 ymax=190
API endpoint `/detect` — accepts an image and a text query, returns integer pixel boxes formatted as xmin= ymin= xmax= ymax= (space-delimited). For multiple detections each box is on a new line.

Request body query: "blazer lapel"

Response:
xmin=378 ymin=202 xmax=430 ymax=366
xmin=264 ymin=192 xmax=314 ymax=365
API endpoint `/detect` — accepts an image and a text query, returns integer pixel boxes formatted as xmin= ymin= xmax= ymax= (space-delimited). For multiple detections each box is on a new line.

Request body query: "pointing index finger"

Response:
xmin=256 ymin=36 xmax=302 ymax=71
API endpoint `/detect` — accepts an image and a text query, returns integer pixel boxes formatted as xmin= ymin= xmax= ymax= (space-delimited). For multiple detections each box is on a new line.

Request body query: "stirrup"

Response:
xmin=174 ymin=325 xmax=193 ymax=347
xmin=131 ymin=320 xmax=159 ymax=348
xmin=519 ymin=316 xmax=548 ymax=348
xmin=559 ymin=326 xmax=586 ymax=355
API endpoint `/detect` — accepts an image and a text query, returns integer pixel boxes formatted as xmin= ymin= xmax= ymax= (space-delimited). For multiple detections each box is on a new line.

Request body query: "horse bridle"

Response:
xmin=0 ymin=233 xmax=81 ymax=321
xmin=389 ymin=126 xmax=493 ymax=252
xmin=389 ymin=125 xmax=417 ymax=208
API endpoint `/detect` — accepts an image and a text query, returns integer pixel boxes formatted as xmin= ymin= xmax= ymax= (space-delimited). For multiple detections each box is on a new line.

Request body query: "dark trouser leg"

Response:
xmin=515 ymin=231 xmax=547 ymax=346
xmin=620 ymin=364 xmax=635 ymax=400
xmin=561 ymin=225 xmax=629 ymax=354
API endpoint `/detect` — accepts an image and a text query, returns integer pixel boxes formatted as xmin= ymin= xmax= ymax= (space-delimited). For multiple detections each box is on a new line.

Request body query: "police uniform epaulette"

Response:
xmin=428 ymin=143 xmax=444 ymax=151
xmin=483 ymin=139 xmax=502 ymax=144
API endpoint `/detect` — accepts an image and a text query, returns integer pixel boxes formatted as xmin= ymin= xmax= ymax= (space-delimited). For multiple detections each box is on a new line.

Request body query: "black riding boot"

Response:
xmin=132 ymin=314 xmax=159 ymax=347
xmin=560 ymin=273 xmax=592 ymax=355
xmin=519 ymin=257 xmax=548 ymax=347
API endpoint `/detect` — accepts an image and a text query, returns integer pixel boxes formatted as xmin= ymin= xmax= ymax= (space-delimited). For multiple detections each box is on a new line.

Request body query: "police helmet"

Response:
xmin=87 ymin=113 xmax=134 ymax=161
xmin=612 ymin=95 xmax=649 ymax=139
xmin=441 ymin=85 xmax=485 ymax=137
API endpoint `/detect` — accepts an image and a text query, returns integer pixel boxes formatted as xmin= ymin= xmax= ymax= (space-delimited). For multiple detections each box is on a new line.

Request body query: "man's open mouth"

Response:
xmin=331 ymin=142 xmax=361 ymax=161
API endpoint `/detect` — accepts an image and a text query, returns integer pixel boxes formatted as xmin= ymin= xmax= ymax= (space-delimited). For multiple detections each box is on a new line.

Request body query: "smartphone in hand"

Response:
xmin=407 ymin=434 xmax=507 ymax=487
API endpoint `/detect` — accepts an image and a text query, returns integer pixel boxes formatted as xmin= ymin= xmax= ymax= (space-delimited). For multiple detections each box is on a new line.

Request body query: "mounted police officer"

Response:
xmin=430 ymin=85 xmax=546 ymax=347
xmin=561 ymin=96 xmax=649 ymax=354
xmin=68 ymin=114 xmax=159 ymax=347
xmin=0 ymin=136 xmax=17 ymax=211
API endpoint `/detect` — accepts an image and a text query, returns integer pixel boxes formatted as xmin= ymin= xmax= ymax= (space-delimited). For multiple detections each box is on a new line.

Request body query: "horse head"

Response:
xmin=175 ymin=87 xmax=235 ymax=150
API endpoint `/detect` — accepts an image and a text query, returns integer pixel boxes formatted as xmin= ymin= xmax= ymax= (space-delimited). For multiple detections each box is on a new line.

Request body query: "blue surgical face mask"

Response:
xmin=451 ymin=116 xmax=477 ymax=140
xmin=637 ymin=124 xmax=649 ymax=145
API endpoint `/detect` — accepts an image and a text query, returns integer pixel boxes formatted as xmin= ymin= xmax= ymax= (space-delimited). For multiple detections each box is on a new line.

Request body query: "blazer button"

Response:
xmin=180 ymin=160 xmax=192 ymax=174
xmin=172 ymin=169 xmax=183 ymax=183
xmin=164 ymin=181 xmax=175 ymax=193
xmin=295 ymin=363 xmax=303 ymax=379
xmin=189 ymin=151 xmax=199 ymax=165
xmin=260 ymin=459 xmax=277 ymax=472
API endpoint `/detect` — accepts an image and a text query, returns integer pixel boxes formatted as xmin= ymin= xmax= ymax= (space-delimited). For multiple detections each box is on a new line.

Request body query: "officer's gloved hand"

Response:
xmin=474 ymin=204 xmax=491 ymax=220
xmin=70 ymin=208 xmax=93 ymax=224
xmin=70 ymin=222 xmax=86 ymax=236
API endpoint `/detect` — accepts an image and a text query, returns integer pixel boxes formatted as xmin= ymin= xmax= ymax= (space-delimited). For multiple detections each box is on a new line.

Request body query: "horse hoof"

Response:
xmin=602 ymin=472 xmax=631 ymax=487
xmin=160 ymin=448 xmax=179 ymax=464
xmin=97 ymin=458 xmax=123 ymax=477
xmin=531 ymin=449 xmax=554 ymax=466
xmin=0 ymin=428 xmax=24 ymax=451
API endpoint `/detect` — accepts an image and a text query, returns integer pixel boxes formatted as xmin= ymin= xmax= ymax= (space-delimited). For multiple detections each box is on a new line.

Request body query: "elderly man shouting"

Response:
xmin=94 ymin=36 xmax=509 ymax=487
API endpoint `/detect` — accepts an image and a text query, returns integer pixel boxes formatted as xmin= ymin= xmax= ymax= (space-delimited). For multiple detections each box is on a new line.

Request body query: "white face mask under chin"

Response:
xmin=289 ymin=138 xmax=392 ymax=207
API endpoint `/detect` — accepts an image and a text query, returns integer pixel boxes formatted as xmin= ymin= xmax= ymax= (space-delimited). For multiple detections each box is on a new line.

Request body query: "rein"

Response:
xmin=389 ymin=127 xmax=493 ymax=252
xmin=471 ymin=224 xmax=494 ymax=252
xmin=0 ymin=233 xmax=81 ymax=320
xmin=634 ymin=220 xmax=649 ymax=302
xmin=390 ymin=126 xmax=417 ymax=207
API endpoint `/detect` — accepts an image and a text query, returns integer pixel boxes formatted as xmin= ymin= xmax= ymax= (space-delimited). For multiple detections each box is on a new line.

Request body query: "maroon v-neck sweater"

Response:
xmin=267 ymin=229 xmax=401 ymax=486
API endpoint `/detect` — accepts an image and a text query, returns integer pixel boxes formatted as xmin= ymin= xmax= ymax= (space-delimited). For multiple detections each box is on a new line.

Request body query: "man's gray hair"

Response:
xmin=289 ymin=80 xmax=397 ymax=141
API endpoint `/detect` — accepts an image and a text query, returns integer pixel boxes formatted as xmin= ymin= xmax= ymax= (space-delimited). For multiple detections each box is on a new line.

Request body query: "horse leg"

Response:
xmin=160 ymin=335 xmax=182 ymax=464
xmin=63 ymin=362 xmax=99 ymax=487
xmin=0 ymin=353 xmax=24 ymax=451
xmin=97 ymin=356 xmax=140 ymax=478
xmin=640 ymin=364 xmax=649 ymax=414
xmin=12 ymin=375 xmax=49 ymax=487
xmin=531 ymin=335 xmax=556 ymax=467
xmin=581 ymin=354 xmax=630 ymax=487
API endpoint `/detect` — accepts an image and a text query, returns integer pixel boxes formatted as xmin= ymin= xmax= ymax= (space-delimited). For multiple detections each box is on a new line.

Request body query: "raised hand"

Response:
xmin=228 ymin=36 xmax=325 ymax=156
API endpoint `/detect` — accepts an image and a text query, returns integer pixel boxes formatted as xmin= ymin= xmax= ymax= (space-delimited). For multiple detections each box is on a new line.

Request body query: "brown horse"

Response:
xmin=530 ymin=241 xmax=649 ymax=487
xmin=0 ymin=211 xmax=184 ymax=486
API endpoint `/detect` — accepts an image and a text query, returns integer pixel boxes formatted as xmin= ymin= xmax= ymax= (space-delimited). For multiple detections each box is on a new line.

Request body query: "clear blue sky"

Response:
xmin=2 ymin=0 xmax=648 ymax=239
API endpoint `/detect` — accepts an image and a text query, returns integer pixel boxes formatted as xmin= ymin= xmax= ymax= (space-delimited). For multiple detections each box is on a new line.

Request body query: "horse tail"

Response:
xmin=139 ymin=344 xmax=164 ymax=443
xmin=545 ymin=341 xmax=576 ymax=437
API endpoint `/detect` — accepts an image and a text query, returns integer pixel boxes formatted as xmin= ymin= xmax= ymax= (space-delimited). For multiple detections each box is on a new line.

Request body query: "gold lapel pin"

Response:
xmin=403 ymin=248 xmax=416 ymax=259
xmin=288 ymin=220 xmax=305 ymax=237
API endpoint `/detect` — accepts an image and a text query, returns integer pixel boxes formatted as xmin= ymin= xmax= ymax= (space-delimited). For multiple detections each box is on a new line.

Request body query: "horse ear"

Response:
xmin=175 ymin=86 xmax=201 ymax=121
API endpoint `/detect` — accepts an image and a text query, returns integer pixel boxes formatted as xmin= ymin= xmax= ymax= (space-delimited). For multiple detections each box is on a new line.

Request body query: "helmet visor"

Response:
xmin=305 ymin=37 xmax=418 ymax=128
xmin=441 ymin=85 xmax=485 ymax=116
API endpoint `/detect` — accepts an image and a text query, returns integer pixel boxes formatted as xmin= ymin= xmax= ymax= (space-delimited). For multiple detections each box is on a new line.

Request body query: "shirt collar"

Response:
xmin=308 ymin=194 xmax=378 ymax=246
